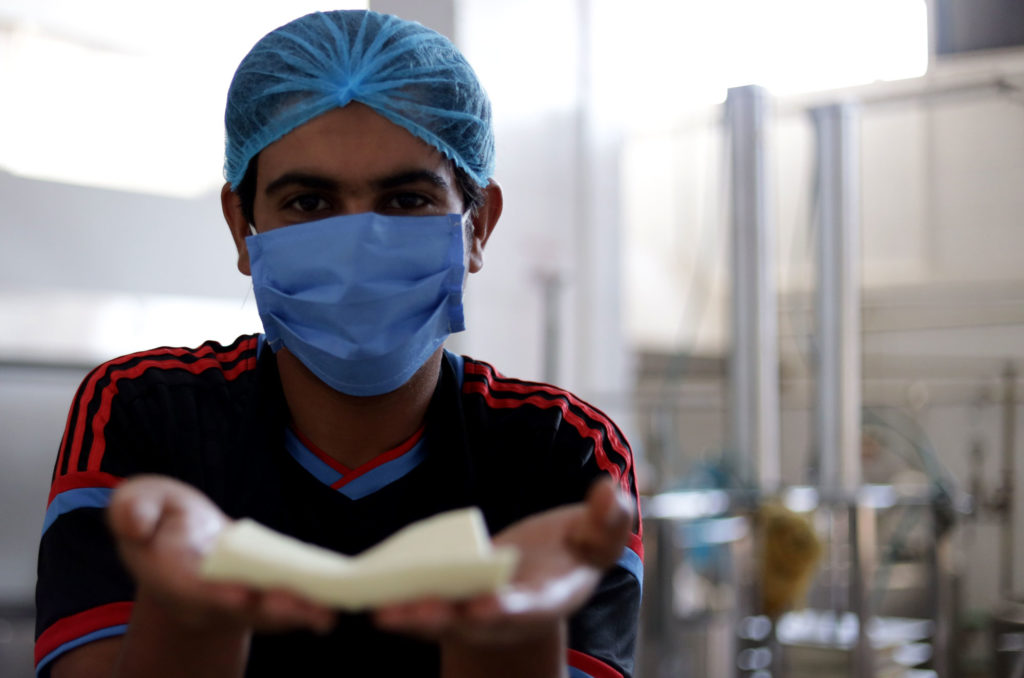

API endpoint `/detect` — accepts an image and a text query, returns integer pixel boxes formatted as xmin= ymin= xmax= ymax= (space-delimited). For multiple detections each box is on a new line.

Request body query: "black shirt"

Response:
xmin=36 ymin=335 xmax=643 ymax=677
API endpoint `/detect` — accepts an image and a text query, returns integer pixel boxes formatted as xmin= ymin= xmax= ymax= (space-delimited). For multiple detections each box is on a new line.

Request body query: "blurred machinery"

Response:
xmin=634 ymin=86 xmax=977 ymax=678
xmin=986 ymin=366 xmax=1024 ymax=678
xmin=637 ymin=479 xmax=960 ymax=678
xmin=639 ymin=489 xmax=756 ymax=678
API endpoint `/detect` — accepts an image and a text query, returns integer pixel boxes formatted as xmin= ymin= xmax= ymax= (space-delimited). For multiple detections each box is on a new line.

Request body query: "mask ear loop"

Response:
xmin=457 ymin=211 xmax=474 ymax=292
xmin=249 ymin=225 xmax=258 ymax=236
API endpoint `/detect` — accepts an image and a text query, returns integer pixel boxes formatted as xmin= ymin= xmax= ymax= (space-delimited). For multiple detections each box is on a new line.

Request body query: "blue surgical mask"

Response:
xmin=247 ymin=212 xmax=467 ymax=396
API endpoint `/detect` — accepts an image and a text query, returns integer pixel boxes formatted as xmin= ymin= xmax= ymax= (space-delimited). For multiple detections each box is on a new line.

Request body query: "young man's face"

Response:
xmin=253 ymin=102 xmax=463 ymax=230
xmin=224 ymin=102 xmax=499 ymax=276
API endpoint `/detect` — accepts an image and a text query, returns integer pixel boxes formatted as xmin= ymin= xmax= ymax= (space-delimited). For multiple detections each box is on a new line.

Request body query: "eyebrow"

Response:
xmin=263 ymin=169 xmax=449 ymax=197
xmin=372 ymin=169 xmax=450 ymax=191
xmin=263 ymin=172 xmax=339 ymax=196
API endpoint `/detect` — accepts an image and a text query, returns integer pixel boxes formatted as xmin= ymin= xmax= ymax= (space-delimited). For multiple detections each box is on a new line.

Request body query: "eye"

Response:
xmin=383 ymin=192 xmax=430 ymax=212
xmin=285 ymin=194 xmax=330 ymax=213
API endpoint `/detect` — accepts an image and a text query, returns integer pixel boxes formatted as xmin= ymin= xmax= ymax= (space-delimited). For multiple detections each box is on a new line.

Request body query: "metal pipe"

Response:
xmin=932 ymin=527 xmax=955 ymax=677
xmin=849 ymin=502 xmax=874 ymax=678
xmin=725 ymin=85 xmax=781 ymax=494
xmin=811 ymin=102 xmax=862 ymax=499
xmin=811 ymin=102 xmax=867 ymax=677
xmin=1002 ymin=362 xmax=1018 ymax=598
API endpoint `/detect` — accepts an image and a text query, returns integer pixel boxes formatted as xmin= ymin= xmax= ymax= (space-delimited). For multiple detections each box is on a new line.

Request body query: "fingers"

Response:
xmin=250 ymin=590 xmax=336 ymax=634
xmin=110 ymin=476 xmax=229 ymax=556
xmin=109 ymin=475 xmax=222 ymax=541
xmin=374 ymin=594 xmax=558 ymax=646
xmin=374 ymin=598 xmax=456 ymax=639
xmin=109 ymin=477 xmax=336 ymax=635
xmin=589 ymin=476 xmax=632 ymax=531
xmin=568 ymin=478 xmax=633 ymax=568
xmin=108 ymin=476 xmax=171 ymax=543
xmin=373 ymin=480 xmax=636 ymax=648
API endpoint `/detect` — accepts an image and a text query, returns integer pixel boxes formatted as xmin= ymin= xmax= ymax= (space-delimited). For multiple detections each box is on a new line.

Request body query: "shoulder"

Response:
xmin=458 ymin=354 xmax=625 ymax=440
xmin=458 ymin=356 xmax=611 ymax=422
xmin=455 ymin=354 xmax=635 ymax=482
xmin=52 ymin=335 xmax=263 ymax=478
xmin=69 ymin=332 xmax=265 ymax=436
xmin=73 ymin=334 xmax=262 ymax=406
xmin=84 ymin=334 xmax=261 ymax=388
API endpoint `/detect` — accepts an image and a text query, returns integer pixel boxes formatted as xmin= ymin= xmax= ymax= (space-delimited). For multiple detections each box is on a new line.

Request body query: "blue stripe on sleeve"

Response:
xmin=616 ymin=546 xmax=644 ymax=595
xmin=569 ymin=668 xmax=594 ymax=678
xmin=35 ymin=624 xmax=128 ymax=676
xmin=41 ymin=488 xmax=113 ymax=536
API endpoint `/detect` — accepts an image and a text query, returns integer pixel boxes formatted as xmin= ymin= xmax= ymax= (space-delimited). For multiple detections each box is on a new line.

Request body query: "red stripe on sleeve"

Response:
xmin=64 ymin=338 xmax=258 ymax=474
xmin=47 ymin=471 xmax=123 ymax=506
xmin=65 ymin=347 xmax=189 ymax=474
xmin=35 ymin=601 xmax=133 ymax=666
xmin=568 ymin=649 xmax=623 ymax=678
xmin=464 ymin=361 xmax=636 ymax=486
xmin=67 ymin=338 xmax=260 ymax=474
xmin=55 ymin=380 xmax=85 ymax=485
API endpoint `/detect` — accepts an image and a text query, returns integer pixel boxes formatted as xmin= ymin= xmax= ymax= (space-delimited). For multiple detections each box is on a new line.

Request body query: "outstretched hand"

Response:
xmin=108 ymin=475 xmax=335 ymax=634
xmin=107 ymin=473 xmax=631 ymax=666
xmin=373 ymin=477 xmax=633 ymax=645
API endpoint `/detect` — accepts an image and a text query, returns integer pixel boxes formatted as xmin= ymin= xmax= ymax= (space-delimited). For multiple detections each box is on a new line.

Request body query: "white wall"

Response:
xmin=0 ymin=365 xmax=89 ymax=604
xmin=0 ymin=171 xmax=245 ymax=298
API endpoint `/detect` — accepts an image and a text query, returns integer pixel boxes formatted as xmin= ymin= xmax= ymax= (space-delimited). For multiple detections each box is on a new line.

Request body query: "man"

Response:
xmin=36 ymin=9 xmax=642 ymax=677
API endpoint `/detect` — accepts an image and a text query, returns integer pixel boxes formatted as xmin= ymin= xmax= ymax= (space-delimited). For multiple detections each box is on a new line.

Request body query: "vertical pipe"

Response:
xmin=1003 ymin=362 xmax=1017 ymax=597
xmin=812 ymin=102 xmax=862 ymax=499
xmin=932 ymin=529 xmax=954 ymax=677
xmin=725 ymin=85 xmax=781 ymax=494
xmin=811 ymin=102 xmax=866 ymax=678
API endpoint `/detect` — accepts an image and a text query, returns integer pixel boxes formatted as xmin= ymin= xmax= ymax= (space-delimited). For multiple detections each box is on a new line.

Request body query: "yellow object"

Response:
xmin=758 ymin=501 xmax=822 ymax=619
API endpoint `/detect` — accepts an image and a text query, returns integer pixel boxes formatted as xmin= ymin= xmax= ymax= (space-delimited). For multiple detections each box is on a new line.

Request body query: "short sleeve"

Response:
xmin=567 ymin=562 xmax=642 ymax=677
xmin=35 ymin=337 xmax=262 ymax=675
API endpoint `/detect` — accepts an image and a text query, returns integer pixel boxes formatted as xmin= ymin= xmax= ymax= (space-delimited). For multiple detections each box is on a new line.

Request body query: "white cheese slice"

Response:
xmin=200 ymin=507 xmax=518 ymax=610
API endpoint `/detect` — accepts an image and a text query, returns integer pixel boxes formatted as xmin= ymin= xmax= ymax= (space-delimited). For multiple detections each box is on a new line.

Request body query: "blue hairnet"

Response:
xmin=224 ymin=10 xmax=494 ymax=190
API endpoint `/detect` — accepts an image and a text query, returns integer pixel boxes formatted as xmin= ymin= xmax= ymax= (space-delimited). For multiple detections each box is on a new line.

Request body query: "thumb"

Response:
xmin=568 ymin=478 xmax=632 ymax=568
xmin=107 ymin=476 xmax=170 ymax=543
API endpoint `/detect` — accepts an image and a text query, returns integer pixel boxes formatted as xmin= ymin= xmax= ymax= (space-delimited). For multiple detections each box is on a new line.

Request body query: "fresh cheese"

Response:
xmin=200 ymin=507 xmax=518 ymax=610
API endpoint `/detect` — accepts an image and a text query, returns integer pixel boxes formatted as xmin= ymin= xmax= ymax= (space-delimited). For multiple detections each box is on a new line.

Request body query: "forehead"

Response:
xmin=256 ymin=103 xmax=452 ymax=184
